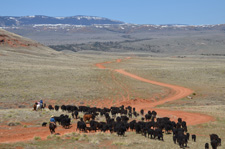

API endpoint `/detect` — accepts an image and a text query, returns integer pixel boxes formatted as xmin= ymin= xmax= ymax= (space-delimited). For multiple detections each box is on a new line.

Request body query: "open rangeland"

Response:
xmin=0 ymin=51 xmax=224 ymax=148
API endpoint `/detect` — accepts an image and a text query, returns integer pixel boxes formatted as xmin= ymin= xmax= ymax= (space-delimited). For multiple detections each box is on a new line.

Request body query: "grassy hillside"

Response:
xmin=0 ymin=52 xmax=225 ymax=148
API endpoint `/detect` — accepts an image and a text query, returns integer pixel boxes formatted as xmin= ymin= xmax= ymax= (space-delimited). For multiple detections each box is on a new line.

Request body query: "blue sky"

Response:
xmin=1 ymin=0 xmax=225 ymax=25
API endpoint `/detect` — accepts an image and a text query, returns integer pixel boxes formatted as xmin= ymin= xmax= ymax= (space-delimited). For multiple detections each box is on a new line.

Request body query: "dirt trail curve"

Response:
xmin=0 ymin=57 xmax=215 ymax=144
xmin=95 ymin=57 xmax=215 ymax=126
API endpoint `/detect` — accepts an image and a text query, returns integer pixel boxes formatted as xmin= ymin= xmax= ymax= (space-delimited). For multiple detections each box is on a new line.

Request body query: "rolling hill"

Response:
xmin=0 ymin=28 xmax=58 ymax=56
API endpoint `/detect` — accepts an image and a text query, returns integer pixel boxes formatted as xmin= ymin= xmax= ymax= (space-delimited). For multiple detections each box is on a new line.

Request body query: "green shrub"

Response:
xmin=71 ymin=137 xmax=79 ymax=141
xmin=56 ymin=136 xmax=61 ymax=140
xmin=34 ymin=136 xmax=41 ymax=141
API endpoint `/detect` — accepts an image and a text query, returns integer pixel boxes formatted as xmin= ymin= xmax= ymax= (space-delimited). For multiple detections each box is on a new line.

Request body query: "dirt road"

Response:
xmin=95 ymin=58 xmax=214 ymax=126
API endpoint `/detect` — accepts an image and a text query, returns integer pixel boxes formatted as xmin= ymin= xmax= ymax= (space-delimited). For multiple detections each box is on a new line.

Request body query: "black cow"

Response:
xmin=134 ymin=123 xmax=141 ymax=134
xmin=154 ymin=128 xmax=163 ymax=141
xmin=61 ymin=105 xmax=66 ymax=111
xmin=77 ymin=119 xmax=86 ymax=132
xmin=48 ymin=105 xmax=54 ymax=110
xmin=129 ymin=120 xmax=136 ymax=131
xmin=115 ymin=122 xmax=126 ymax=136
xmin=101 ymin=124 xmax=109 ymax=132
xmin=145 ymin=114 xmax=151 ymax=121
xmin=147 ymin=128 xmax=155 ymax=139
xmin=61 ymin=117 xmax=71 ymax=129
xmin=192 ymin=134 xmax=196 ymax=142
xmin=185 ymin=132 xmax=189 ymax=141
xmin=72 ymin=110 xmax=79 ymax=119
xmin=55 ymin=105 xmax=59 ymax=111
xmin=210 ymin=134 xmax=221 ymax=149
xmin=177 ymin=132 xmax=187 ymax=148
xmin=121 ymin=116 xmax=129 ymax=123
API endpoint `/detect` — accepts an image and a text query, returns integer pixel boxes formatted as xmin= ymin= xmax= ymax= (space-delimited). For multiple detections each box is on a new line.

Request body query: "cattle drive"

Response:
xmin=34 ymin=103 xmax=221 ymax=149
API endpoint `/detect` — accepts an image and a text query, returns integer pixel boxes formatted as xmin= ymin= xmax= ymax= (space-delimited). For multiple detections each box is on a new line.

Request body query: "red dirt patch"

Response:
xmin=0 ymin=123 xmax=78 ymax=143
xmin=0 ymin=32 xmax=38 ymax=48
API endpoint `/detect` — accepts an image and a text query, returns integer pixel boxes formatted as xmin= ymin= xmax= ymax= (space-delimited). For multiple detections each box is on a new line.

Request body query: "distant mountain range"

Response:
xmin=0 ymin=15 xmax=124 ymax=26
xmin=1 ymin=15 xmax=225 ymax=56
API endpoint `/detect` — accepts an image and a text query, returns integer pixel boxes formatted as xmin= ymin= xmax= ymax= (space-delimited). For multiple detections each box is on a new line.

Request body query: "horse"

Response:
xmin=36 ymin=104 xmax=41 ymax=110
xmin=33 ymin=103 xmax=37 ymax=111
xmin=49 ymin=123 xmax=56 ymax=134
xmin=33 ymin=102 xmax=45 ymax=111
xmin=36 ymin=102 xmax=46 ymax=110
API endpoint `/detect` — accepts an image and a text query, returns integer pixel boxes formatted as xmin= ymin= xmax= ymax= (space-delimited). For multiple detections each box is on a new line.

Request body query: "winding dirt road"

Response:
xmin=95 ymin=57 xmax=215 ymax=126
xmin=0 ymin=57 xmax=215 ymax=144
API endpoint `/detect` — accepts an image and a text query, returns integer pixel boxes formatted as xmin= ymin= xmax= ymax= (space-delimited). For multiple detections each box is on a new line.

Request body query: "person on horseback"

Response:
xmin=49 ymin=115 xmax=57 ymax=134
xmin=40 ymin=99 xmax=43 ymax=108
xmin=50 ymin=115 xmax=56 ymax=127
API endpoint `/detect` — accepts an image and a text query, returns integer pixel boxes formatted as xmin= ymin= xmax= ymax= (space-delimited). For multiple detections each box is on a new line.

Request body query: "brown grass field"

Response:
xmin=0 ymin=49 xmax=225 ymax=148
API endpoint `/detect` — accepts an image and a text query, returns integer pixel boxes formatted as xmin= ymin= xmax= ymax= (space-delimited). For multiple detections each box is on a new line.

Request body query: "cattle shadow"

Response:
xmin=55 ymin=133 xmax=60 ymax=135
xmin=63 ymin=125 xmax=73 ymax=129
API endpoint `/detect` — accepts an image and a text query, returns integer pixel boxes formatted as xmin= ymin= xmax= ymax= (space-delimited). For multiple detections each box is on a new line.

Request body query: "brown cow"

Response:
xmin=83 ymin=114 xmax=93 ymax=122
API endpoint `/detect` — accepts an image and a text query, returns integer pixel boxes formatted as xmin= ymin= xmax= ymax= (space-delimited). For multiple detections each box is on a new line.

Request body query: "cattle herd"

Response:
xmin=42 ymin=104 xmax=222 ymax=149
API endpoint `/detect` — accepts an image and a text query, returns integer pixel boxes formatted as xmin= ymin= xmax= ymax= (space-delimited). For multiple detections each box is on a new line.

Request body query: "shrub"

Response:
xmin=71 ymin=137 xmax=79 ymax=141
xmin=56 ymin=136 xmax=61 ymax=140
xmin=34 ymin=136 xmax=41 ymax=141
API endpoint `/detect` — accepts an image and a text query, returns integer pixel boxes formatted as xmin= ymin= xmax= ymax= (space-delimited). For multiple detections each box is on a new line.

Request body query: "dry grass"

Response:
xmin=0 ymin=51 xmax=164 ymax=108
xmin=0 ymin=51 xmax=119 ymax=104
xmin=0 ymin=50 xmax=225 ymax=148
xmin=107 ymin=56 xmax=225 ymax=106
xmin=0 ymin=130 xmax=215 ymax=149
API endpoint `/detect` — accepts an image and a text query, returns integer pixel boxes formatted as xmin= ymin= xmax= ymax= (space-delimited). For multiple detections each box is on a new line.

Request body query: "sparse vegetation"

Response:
xmin=34 ymin=136 xmax=41 ymax=141
xmin=0 ymin=42 xmax=225 ymax=148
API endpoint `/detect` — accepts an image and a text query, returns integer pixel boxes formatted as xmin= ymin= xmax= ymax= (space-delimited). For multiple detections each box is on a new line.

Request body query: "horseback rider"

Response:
xmin=40 ymin=99 xmax=43 ymax=108
xmin=50 ymin=115 xmax=56 ymax=127
xmin=49 ymin=115 xmax=57 ymax=134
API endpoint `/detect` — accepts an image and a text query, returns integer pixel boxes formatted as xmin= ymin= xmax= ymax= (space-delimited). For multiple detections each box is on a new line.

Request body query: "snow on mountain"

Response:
xmin=0 ymin=15 xmax=124 ymax=26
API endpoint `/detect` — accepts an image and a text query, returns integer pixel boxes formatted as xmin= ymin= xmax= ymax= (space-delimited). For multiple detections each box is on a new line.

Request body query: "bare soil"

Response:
xmin=0 ymin=57 xmax=215 ymax=144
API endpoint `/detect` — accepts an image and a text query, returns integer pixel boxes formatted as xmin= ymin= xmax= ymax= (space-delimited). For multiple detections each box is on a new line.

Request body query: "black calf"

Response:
xmin=192 ymin=134 xmax=196 ymax=142
xmin=205 ymin=143 xmax=209 ymax=149
xmin=42 ymin=122 xmax=47 ymax=127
